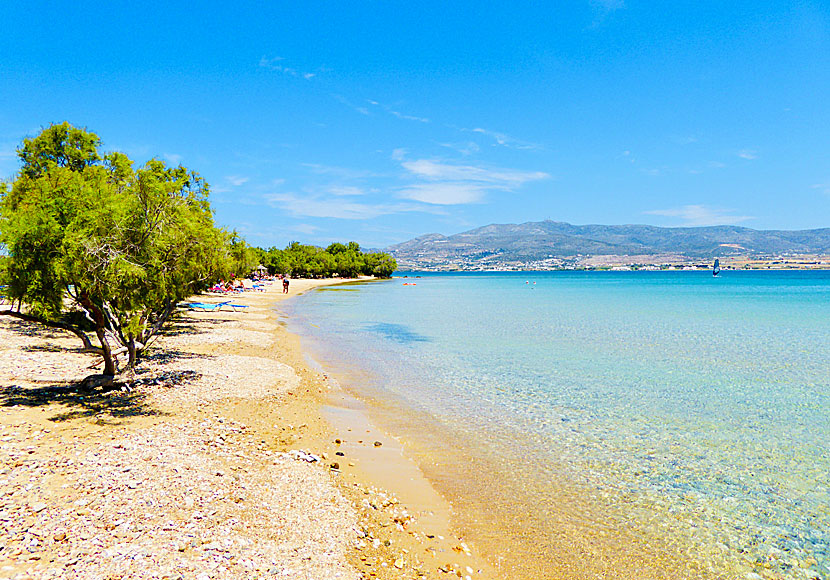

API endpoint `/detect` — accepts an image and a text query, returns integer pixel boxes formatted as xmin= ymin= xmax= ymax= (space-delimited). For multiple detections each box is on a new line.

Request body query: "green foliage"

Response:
xmin=256 ymin=240 xmax=396 ymax=278
xmin=17 ymin=122 xmax=102 ymax=179
xmin=0 ymin=254 xmax=8 ymax=283
xmin=363 ymin=251 xmax=398 ymax=278
xmin=0 ymin=123 xmax=232 ymax=373
xmin=227 ymin=233 xmax=259 ymax=278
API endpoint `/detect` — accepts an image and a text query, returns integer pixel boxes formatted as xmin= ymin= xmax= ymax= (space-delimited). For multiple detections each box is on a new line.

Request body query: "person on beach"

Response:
xmin=283 ymin=278 xmax=290 ymax=294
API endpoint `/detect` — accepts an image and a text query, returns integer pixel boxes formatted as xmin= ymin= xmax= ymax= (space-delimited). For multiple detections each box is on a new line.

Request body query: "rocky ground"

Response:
xmin=0 ymin=281 xmax=490 ymax=580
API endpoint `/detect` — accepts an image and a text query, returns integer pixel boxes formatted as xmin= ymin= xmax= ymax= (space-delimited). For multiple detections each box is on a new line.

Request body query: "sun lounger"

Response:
xmin=182 ymin=301 xmax=230 ymax=311
xmin=224 ymin=303 xmax=249 ymax=311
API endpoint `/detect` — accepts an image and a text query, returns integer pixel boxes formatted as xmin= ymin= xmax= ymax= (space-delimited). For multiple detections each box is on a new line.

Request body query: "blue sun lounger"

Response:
xmin=183 ymin=301 xmax=230 ymax=311
xmin=224 ymin=303 xmax=249 ymax=312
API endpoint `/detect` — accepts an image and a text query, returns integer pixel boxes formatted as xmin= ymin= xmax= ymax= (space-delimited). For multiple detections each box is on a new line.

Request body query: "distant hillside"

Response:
xmin=386 ymin=221 xmax=830 ymax=269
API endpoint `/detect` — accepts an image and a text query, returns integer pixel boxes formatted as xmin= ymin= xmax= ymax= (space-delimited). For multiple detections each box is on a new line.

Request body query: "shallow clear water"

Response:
xmin=286 ymin=271 xmax=830 ymax=579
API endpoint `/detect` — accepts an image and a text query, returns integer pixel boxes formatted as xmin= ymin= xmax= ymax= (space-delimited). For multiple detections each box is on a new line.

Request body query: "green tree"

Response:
xmin=283 ymin=242 xmax=321 ymax=277
xmin=17 ymin=121 xmax=102 ymax=178
xmin=252 ymin=241 xmax=396 ymax=279
xmin=261 ymin=246 xmax=287 ymax=275
xmin=325 ymin=242 xmax=348 ymax=255
xmin=363 ymin=252 xmax=397 ymax=278
xmin=228 ymin=233 xmax=259 ymax=278
xmin=0 ymin=123 xmax=231 ymax=381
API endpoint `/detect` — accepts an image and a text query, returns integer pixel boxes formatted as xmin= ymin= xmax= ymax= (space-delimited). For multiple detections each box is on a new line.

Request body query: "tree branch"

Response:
xmin=0 ymin=309 xmax=95 ymax=350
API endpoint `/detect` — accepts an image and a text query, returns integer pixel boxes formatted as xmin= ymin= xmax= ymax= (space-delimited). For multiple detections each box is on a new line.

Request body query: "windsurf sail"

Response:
xmin=713 ymin=258 xmax=721 ymax=276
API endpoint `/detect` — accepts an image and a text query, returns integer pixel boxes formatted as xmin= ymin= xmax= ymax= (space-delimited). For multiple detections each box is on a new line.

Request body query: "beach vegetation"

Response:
xmin=257 ymin=241 xmax=396 ymax=278
xmin=229 ymin=233 xmax=259 ymax=278
xmin=0 ymin=122 xmax=232 ymax=381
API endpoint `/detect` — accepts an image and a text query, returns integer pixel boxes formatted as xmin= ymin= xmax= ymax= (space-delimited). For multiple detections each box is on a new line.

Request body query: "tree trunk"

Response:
xmin=79 ymin=292 xmax=117 ymax=377
xmin=79 ymin=374 xmax=116 ymax=391
xmin=127 ymin=336 xmax=137 ymax=370
xmin=95 ymin=327 xmax=117 ymax=376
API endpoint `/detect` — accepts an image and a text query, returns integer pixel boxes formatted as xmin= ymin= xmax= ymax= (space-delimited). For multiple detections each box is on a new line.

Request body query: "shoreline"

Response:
xmin=301 ymin=350 xmax=732 ymax=580
xmin=9 ymin=274 xmax=816 ymax=579
xmin=265 ymin=280 xmax=498 ymax=578
xmin=0 ymin=279 xmax=494 ymax=580
xmin=278 ymin=273 xmax=827 ymax=580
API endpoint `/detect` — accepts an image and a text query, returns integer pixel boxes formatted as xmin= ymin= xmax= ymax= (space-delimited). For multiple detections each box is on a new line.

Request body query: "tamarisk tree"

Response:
xmin=0 ymin=123 xmax=231 ymax=379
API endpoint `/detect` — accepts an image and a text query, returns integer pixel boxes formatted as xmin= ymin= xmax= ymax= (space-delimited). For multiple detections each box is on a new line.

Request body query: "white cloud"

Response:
xmin=391 ymin=148 xmax=407 ymax=161
xmin=264 ymin=193 xmax=425 ymax=220
xmin=259 ymin=56 xmax=284 ymax=69
xmin=328 ymin=185 xmax=366 ymax=196
xmin=302 ymin=163 xmax=377 ymax=179
xmin=226 ymin=175 xmax=250 ymax=186
xmin=396 ymin=157 xmax=549 ymax=205
xmin=402 ymin=159 xmax=548 ymax=184
xmin=738 ymin=149 xmax=758 ymax=160
xmin=163 ymin=153 xmax=182 ymax=165
xmin=439 ymin=141 xmax=480 ymax=156
xmin=398 ymin=183 xmax=487 ymax=205
xmin=367 ymin=99 xmax=430 ymax=123
xmin=332 ymin=95 xmax=371 ymax=116
xmin=470 ymin=127 xmax=541 ymax=150
xmin=811 ymin=182 xmax=830 ymax=196
xmin=391 ymin=110 xmax=430 ymax=123
xmin=644 ymin=204 xmax=753 ymax=226
xmin=672 ymin=135 xmax=698 ymax=145
xmin=620 ymin=150 xmax=637 ymax=164
xmin=291 ymin=223 xmax=320 ymax=235
xmin=259 ymin=56 xmax=317 ymax=80
xmin=334 ymin=95 xmax=370 ymax=116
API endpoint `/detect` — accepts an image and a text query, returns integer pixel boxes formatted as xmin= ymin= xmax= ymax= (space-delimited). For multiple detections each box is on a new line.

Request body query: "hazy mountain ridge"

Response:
xmin=386 ymin=220 xmax=830 ymax=268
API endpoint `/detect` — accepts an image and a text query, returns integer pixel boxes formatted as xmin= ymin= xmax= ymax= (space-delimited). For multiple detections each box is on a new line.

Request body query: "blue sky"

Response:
xmin=1 ymin=1 xmax=828 ymax=248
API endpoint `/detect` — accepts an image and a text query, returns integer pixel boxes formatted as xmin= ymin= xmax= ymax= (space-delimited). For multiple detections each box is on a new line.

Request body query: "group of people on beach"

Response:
xmin=209 ymin=273 xmax=290 ymax=294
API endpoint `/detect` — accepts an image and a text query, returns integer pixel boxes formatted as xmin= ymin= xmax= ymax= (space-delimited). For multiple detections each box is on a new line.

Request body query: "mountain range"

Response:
xmin=386 ymin=221 xmax=830 ymax=269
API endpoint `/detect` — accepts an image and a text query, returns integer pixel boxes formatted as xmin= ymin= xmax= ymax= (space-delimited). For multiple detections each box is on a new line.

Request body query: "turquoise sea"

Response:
xmin=284 ymin=271 xmax=830 ymax=579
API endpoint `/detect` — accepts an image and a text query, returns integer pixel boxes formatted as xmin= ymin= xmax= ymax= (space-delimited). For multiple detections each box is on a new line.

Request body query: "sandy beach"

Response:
xmin=0 ymin=280 xmax=492 ymax=580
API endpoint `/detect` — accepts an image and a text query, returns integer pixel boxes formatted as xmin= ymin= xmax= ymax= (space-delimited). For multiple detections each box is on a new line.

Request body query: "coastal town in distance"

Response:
xmin=387 ymin=220 xmax=830 ymax=271
xmin=392 ymin=252 xmax=830 ymax=272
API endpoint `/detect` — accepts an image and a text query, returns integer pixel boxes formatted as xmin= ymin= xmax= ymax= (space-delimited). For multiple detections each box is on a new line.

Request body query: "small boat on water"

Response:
xmin=713 ymin=258 xmax=721 ymax=277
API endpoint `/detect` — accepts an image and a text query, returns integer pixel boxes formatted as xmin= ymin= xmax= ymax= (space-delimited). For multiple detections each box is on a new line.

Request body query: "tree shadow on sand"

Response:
xmin=4 ymin=318 xmax=68 ymax=340
xmin=142 ymin=348 xmax=212 ymax=365
xmin=1 ymin=348 xmax=207 ymax=426
xmin=1 ymin=310 xmax=215 ymax=424
xmin=0 ymin=380 xmax=163 ymax=425
xmin=162 ymin=313 xmax=239 ymax=337
xmin=21 ymin=344 xmax=65 ymax=353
